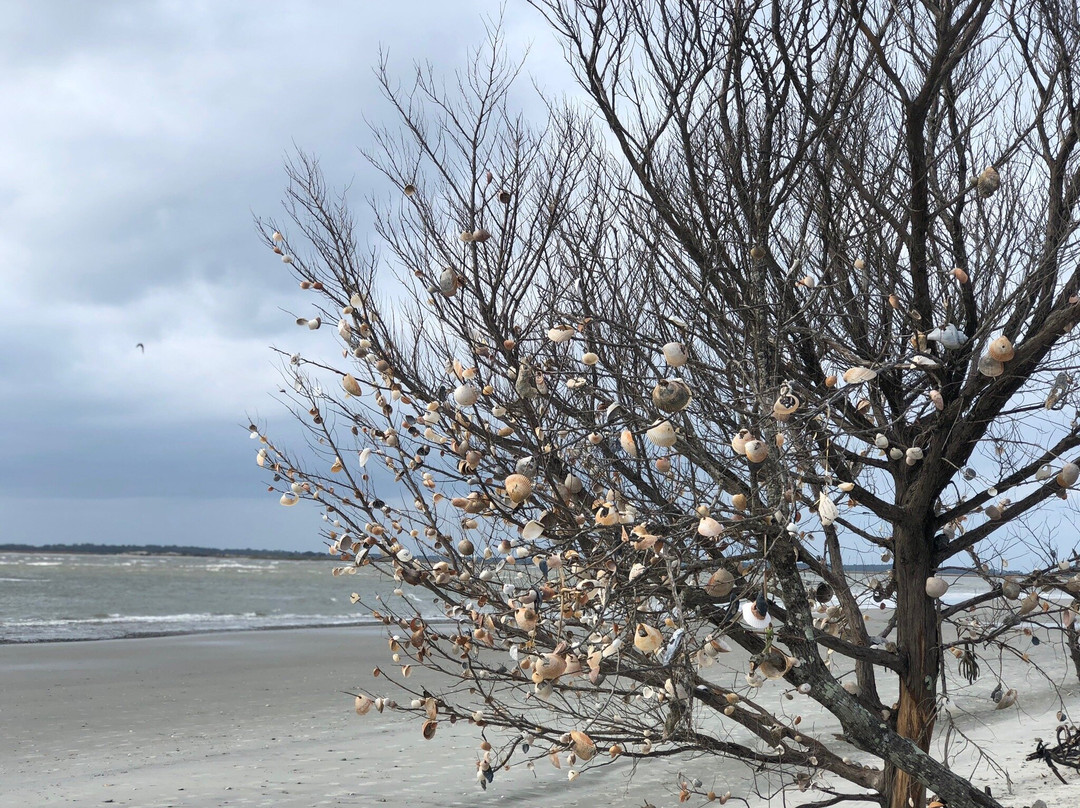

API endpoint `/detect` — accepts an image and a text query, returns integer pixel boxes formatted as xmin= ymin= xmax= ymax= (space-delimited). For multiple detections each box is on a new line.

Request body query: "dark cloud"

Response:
xmin=0 ymin=1 xmax=561 ymax=551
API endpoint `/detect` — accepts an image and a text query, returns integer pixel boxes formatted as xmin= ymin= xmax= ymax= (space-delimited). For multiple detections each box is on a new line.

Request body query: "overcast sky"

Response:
xmin=0 ymin=1 xmax=566 ymax=551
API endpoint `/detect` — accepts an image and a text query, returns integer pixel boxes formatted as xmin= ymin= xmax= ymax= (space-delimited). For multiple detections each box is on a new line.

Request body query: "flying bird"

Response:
xmin=135 ymin=343 xmax=145 ymax=353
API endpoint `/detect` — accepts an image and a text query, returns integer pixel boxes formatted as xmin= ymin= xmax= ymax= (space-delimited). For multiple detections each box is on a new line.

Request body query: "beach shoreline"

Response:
xmin=2 ymin=626 xmax=1076 ymax=807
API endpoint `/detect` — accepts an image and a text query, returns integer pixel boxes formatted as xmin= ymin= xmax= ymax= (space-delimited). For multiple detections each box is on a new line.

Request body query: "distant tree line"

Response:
xmin=0 ymin=543 xmax=326 ymax=560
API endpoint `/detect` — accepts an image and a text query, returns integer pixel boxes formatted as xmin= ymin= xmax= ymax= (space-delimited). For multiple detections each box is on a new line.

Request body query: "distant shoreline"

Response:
xmin=0 ymin=543 xmax=326 ymax=560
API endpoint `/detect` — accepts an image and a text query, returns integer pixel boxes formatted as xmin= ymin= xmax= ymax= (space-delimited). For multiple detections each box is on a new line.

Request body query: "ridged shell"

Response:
xmin=504 ymin=473 xmax=533 ymax=504
xmin=646 ymin=420 xmax=677 ymax=447
xmin=842 ymin=366 xmax=877 ymax=384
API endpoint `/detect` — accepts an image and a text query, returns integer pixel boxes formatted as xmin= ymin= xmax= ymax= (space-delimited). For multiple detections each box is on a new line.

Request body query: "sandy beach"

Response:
xmin=2 ymin=626 xmax=1077 ymax=807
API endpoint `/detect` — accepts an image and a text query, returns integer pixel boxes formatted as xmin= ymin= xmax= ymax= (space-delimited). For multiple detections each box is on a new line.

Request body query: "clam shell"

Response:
xmin=978 ymin=354 xmax=1004 ymax=377
xmin=620 ymin=429 xmax=638 ymax=457
xmin=705 ymin=568 xmax=735 ymax=598
xmin=743 ymin=440 xmax=768 ymax=463
xmin=453 ymin=384 xmax=479 ymax=407
xmin=842 ymin=366 xmax=877 ymax=384
xmin=646 ymin=420 xmax=677 ymax=447
xmin=925 ymin=576 xmax=949 ymax=599
xmin=662 ymin=342 xmax=688 ymax=367
xmin=697 ymin=516 xmax=723 ymax=537
xmin=569 ymin=730 xmax=596 ymax=761
xmin=548 ymin=325 xmax=575 ymax=343
xmin=342 ymin=374 xmax=363 ymax=396
xmin=652 ymin=379 xmax=692 ymax=413
xmin=504 ymin=473 xmax=533 ymax=504
xmin=1059 ymin=462 xmax=1079 ymax=487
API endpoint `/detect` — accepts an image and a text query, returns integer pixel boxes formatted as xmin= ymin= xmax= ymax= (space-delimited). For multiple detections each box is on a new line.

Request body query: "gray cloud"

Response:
xmin=0 ymin=1 xmax=562 ymax=550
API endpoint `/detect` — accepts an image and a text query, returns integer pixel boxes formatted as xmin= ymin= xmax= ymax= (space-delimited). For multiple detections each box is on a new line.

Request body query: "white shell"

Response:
xmin=697 ymin=517 xmax=723 ymax=537
xmin=843 ymin=366 xmax=877 ymax=384
xmin=662 ymin=342 xmax=688 ymax=367
xmin=925 ymin=577 xmax=949 ymax=598
xmin=453 ymin=384 xmax=479 ymax=407
xmin=1036 ymin=464 xmax=1053 ymax=481
xmin=582 ymin=352 xmax=599 ymax=366
xmin=620 ymin=430 xmax=638 ymax=457
xmin=817 ymin=493 xmax=839 ymax=527
xmin=280 ymin=492 xmax=299 ymax=507
xmin=741 ymin=600 xmax=772 ymax=629
xmin=522 ymin=520 xmax=545 ymax=541
xmin=927 ymin=324 xmax=967 ymax=350
xmin=548 ymin=325 xmax=575 ymax=343
xmin=646 ymin=420 xmax=677 ymax=447
xmin=1060 ymin=462 xmax=1080 ymax=487
xmin=874 ymin=433 xmax=889 ymax=449
xmin=744 ymin=440 xmax=768 ymax=463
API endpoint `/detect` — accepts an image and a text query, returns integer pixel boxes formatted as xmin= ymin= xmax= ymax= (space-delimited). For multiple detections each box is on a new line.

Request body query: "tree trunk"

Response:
xmin=1067 ymin=621 xmax=1080 ymax=685
xmin=886 ymin=521 xmax=940 ymax=808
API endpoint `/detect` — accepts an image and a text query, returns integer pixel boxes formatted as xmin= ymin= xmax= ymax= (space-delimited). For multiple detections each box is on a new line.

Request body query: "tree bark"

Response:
xmin=886 ymin=519 xmax=940 ymax=808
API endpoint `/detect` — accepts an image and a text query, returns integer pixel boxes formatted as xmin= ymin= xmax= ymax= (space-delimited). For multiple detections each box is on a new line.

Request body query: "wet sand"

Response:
xmin=1 ymin=626 xmax=1076 ymax=807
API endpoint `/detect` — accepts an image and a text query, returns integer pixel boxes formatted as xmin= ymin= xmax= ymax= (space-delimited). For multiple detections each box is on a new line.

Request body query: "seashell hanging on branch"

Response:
xmin=772 ymin=382 xmax=801 ymax=421
xmin=976 ymin=165 xmax=1000 ymax=198
xmin=652 ymin=379 xmax=692 ymax=413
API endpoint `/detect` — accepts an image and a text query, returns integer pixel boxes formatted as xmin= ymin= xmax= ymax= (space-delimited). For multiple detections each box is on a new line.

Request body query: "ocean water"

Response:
xmin=0 ymin=552 xmax=416 ymax=643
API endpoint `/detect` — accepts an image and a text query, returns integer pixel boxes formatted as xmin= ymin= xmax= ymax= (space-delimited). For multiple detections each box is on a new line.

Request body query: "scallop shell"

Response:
xmin=925 ymin=577 xmax=949 ymax=599
xmin=662 ymin=342 xmax=688 ymax=367
xmin=515 ymin=607 xmax=538 ymax=631
xmin=646 ymin=420 xmax=677 ymax=448
xmin=978 ymin=354 xmax=1004 ymax=377
xmin=504 ymin=473 xmax=533 ymax=504
xmin=651 ymin=379 xmax=692 ymax=413
xmin=842 ymin=366 xmax=877 ymax=384
xmin=634 ymin=623 xmax=663 ymax=654
xmin=988 ymin=336 xmax=1014 ymax=362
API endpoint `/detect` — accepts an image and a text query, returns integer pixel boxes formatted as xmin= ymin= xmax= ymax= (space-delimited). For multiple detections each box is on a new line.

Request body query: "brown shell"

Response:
xmin=422 ymin=719 xmax=438 ymax=740
xmin=988 ymin=335 xmax=1014 ymax=362
xmin=651 ymin=379 xmax=692 ymax=413
xmin=504 ymin=474 xmax=533 ymax=504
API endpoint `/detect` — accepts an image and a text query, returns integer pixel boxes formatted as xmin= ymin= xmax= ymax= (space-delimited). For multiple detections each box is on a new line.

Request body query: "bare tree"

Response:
xmin=255 ymin=3 xmax=1080 ymax=807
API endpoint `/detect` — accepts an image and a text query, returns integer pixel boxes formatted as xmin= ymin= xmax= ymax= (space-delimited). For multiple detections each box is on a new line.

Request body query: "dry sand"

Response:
xmin=1 ymin=626 xmax=1077 ymax=807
